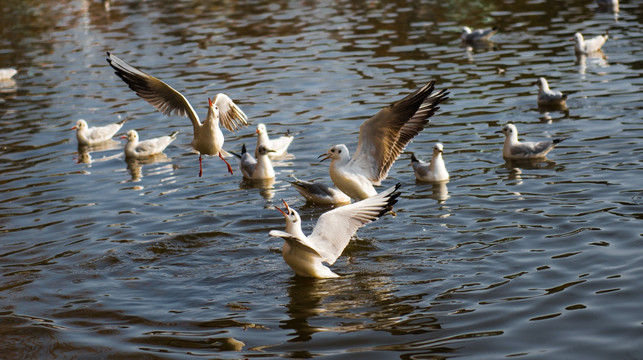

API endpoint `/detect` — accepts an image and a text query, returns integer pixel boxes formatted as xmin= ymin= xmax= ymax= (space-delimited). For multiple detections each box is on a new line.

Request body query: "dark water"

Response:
xmin=1 ymin=0 xmax=642 ymax=358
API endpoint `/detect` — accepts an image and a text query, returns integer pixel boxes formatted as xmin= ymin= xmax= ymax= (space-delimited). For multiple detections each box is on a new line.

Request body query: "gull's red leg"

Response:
xmin=219 ymin=152 xmax=233 ymax=175
xmin=199 ymin=154 xmax=203 ymax=177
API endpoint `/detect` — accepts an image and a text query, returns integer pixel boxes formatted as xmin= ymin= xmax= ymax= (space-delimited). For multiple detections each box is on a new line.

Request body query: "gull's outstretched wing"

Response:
xmin=212 ymin=93 xmax=248 ymax=132
xmin=306 ymin=183 xmax=401 ymax=264
xmin=349 ymin=82 xmax=449 ymax=185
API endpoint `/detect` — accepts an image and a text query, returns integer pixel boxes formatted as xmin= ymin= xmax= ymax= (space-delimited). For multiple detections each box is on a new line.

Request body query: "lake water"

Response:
xmin=1 ymin=0 xmax=642 ymax=358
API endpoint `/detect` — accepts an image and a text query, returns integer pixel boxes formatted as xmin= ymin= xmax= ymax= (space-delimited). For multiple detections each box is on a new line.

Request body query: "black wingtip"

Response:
xmin=241 ymin=143 xmax=247 ymax=154
xmin=377 ymin=183 xmax=402 ymax=218
xmin=169 ymin=130 xmax=180 ymax=138
xmin=553 ymin=137 xmax=567 ymax=145
xmin=492 ymin=26 xmax=499 ymax=31
xmin=410 ymin=153 xmax=419 ymax=163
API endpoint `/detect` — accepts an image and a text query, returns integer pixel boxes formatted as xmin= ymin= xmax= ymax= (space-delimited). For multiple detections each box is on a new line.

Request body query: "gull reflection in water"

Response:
xmin=413 ymin=181 xmax=450 ymax=203
xmin=239 ymin=178 xmax=276 ymax=200
xmin=75 ymin=140 xmax=122 ymax=165
xmin=124 ymin=154 xmax=174 ymax=182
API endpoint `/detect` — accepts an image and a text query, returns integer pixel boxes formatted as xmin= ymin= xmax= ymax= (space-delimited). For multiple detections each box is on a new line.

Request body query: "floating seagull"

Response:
xmin=536 ymin=77 xmax=568 ymax=107
xmin=290 ymin=177 xmax=351 ymax=206
xmin=72 ymin=118 xmax=129 ymax=146
xmin=461 ymin=26 xmax=498 ymax=42
xmin=319 ymin=81 xmax=449 ymax=200
xmin=410 ymin=143 xmax=449 ymax=183
xmin=571 ymin=32 xmax=608 ymax=54
xmin=496 ymin=123 xmax=566 ymax=159
xmin=256 ymin=123 xmax=293 ymax=159
xmin=0 ymin=68 xmax=17 ymax=80
xmin=106 ymin=52 xmax=248 ymax=176
xmin=270 ymin=183 xmax=401 ymax=278
xmin=230 ymin=143 xmax=276 ymax=180
xmin=122 ymin=129 xmax=179 ymax=158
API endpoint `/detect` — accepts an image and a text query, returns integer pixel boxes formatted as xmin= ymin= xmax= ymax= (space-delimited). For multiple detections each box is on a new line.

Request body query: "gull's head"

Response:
xmin=319 ymin=144 xmax=349 ymax=162
xmin=274 ymin=199 xmax=301 ymax=230
xmin=72 ymin=119 xmax=87 ymax=131
xmin=570 ymin=32 xmax=583 ymax=45
xmin=256 ymin=123 xmax=267 ymax=135
xmin=535 ymin=77 xmax=548 ymax=90
xmin=121 ymin=129 xmax=138 ymax=142
xmin=462 ymin=26 xmax=472 ymax=34
xmin=257 ymin=144 xmax=276 ymax=156
xmin=207 ymin=98 xmax=220 ymax=120
xmin=433 ymin=143 xmax=444 ymax=155
xmin=496 ymin=123 xmax=518 ymax=138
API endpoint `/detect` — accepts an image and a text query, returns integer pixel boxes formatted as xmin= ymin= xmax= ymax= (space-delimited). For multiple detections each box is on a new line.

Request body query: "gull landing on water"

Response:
xmin=106 ymin=52 xmax=248 ymax=177
xmin=536 ymin=77 xmax=567 ymax=107
xmin=319 ymin=81 xmax=449 ymax=200
xmin=270 ymin=183 xmax=401 ymax=279
xmin=72 ymin=118 xmax=129 ymax=146
xmin=410 ymin=143 xmax=449 ymax=183
xmin=122 ymin=129 xmax=179 ymax=159
xmin=256 ymin=123 xmax=294 ymax=159
xmin=496 ymin=123 xmax=566 ymax=160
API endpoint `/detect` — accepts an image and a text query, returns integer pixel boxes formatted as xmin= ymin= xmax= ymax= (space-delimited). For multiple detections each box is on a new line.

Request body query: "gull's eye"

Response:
xmin=337 ymin=149 xmax=341 ymax=154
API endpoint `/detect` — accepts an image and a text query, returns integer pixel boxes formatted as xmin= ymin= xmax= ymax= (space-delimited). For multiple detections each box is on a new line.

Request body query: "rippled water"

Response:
xmin=1 ymin=0 xmax=642 ymax=358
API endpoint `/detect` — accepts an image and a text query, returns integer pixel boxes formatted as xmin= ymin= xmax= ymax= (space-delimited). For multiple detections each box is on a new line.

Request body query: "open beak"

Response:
xmin=274 ymin=199 xmax=290 ymax=216
xmin=318 ymin=153 xmax=330 ymax=162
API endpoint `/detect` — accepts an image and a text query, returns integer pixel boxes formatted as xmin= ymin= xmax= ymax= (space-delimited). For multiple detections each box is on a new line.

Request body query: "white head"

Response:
xmin=462 ymin=26 xmax=472 ymax=34
xmin=318 ymin=144 xmax=350 ymax=162
xmin=121 ymin=129 xmax=139 ymax=142
xmin=496 ymin=123 xmax=519 ymax=140
xmin=571 ymin=32 xmax=584 ymax=47
xmin=72 ymin=119 xmax=88 ymax=131
xmin=433 ymin=143 xmax=444 ymax=156
xmin=256 ymin=123 xmax=267 ymax=135
xmin=207 ymin=97 xmax=220 ymax=121
xmin=274 ymin=200 xmax=302 ymax=235
xmin=536 ymin=77 xmax=549 ymax=90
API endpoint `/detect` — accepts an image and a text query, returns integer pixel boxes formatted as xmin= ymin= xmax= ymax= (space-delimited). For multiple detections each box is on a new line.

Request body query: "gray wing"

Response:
xmin=106 ymin=52 xmax=201 ymax=134
xmin=239 ymin=152 xmax=257 ymax=178
xmin=349 ymin=82 xmax=449 ymax=184
xmin=269 ymin=230 xmax=323 ymax=258
xmin=511 ymin=140 xmax=555 ymax=157
xmin=307 ymin=184 xmax=401 ymax=264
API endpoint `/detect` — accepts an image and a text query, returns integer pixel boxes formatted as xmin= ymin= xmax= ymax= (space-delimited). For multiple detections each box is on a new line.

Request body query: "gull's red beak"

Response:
xmin=71 ymin=126 xmax=77 ymax=130
xmin=256 ymin=129 xmax=260 ymax=134
xmin=120 ymin=135 xmax=127 ymax=139
xmin=274 ymin=199 xmax=290 ymax=216
xmin=208 ymin=97 xmax=213 ymax=107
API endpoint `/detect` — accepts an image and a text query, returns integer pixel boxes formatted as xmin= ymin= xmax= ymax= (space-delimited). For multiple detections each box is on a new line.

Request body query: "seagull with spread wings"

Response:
xmin=319 ymin=81 xmax=449 ymax=200
xmin=270 ymin=183 xmax=401 ymax=278
xmin=106 ymin=52 xmax=248 ymax=176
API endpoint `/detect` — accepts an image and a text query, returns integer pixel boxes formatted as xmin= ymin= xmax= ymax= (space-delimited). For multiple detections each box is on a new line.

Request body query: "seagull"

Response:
xmin=106 ymin=52 xmax=248 ymax=177
xmin=256 ymin=123 xmax=294 ymax=159
xmin=461 ymin=26 xmax=498 ymax=42
xmin=571 ymin=32 xmax=608 ymax=54
xmin=270 ymin=183 xmax=401 ymax=278
xmin=122 ymin=129 xmax=179 ymax=158
xmin=72 ymin=118 xmax=129 ymax=146
xmin=536 ymin=77 xmax=568 ymax=107
xmin=496 ymin=123 xmax=566 ymax=159
xmin=0 ymin=68 xmax=17 ymax=80
xmin=319 ymin=81 xmax=449 ymax=200
xmin=230 ymin=143 xmax=276 ymax=180
xmin=290 ymin=177 xmax=351 ymax=206
xmin=410 ymin=143 xmax=449 ymax=183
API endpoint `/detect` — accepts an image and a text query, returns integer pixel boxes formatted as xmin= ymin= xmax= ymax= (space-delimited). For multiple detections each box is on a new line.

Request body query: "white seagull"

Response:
xmin=571 ymin=32 xmax=608 ymax=54
xmin=122 ymin=129 xmax=179 ymax=158
xmin=536 ymin=77 xmax=567 ymax=107
xmin=496 ymin=123 xmax=566 ymax=159
xmin=72 ymin=118 xmax=129 ymax=146
xmin=0 ymin=68 xmax=17 ymax=80
xmin=410 ymin=143 xmax=449 ymax=183
xmin=461 ymin=26 xmax=498 ymax=42
xmin=256 ymin=123 xmax=294 ymax=159
xmin=290 ymin=177 xmax=351 ymax=206
xmin=319 ymin=81 xmax=449 ymax=200
xmin=106 ymin=52 xmax=248 ymax=177
xmin=270 ymin=183 xmax=401 ymax=278
xmin=231 ymin=143 xmax=276 ymax=180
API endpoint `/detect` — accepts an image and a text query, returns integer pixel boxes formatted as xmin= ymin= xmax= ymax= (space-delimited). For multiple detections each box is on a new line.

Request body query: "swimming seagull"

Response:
xmin=0 ymin=68 xmax=17 ymax=80
xmin=571 ymin=32 xmax=608 ymax=54
xmin=410 ymin=143 xmax=449 ymax=183
xmin=122 ymin=129 xmax=179 ymax=158
xmin=536 ymin=77 xmax=567 ymax=107
xmin=461 ymin=26 xmax=498 ymax=42
xmin=319 ymin=81 xmax=449 ymax=200
xmin=230 ymin=143 xmax=276 ymax=180
xmin=270 ymin=183 xmax=401 ymax=278
xmin=106 ymin=52 xmax=248 ymax=177
xmin=496 ymin=123 xmax=566 ymax=159
xmin=72 ymin=118 xmax=129 ymax=146
xmin=289 ymin=176 xmax=352 ymax=206
xmin=256 ymin=123 xmax=294 ymax=159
